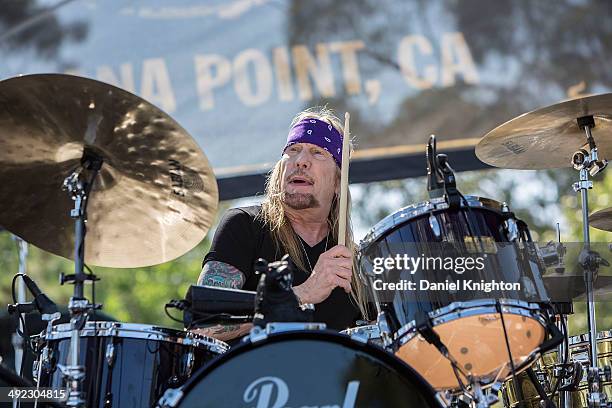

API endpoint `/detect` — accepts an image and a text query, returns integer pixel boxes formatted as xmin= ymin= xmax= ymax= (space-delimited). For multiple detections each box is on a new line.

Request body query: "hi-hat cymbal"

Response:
xmin=590 ymin=207 xmax=612 ymax=232
xmin=0 ymin=74 xmax=218 ymax=268
xmin=476 ymin=93 xmax=612 ymax=169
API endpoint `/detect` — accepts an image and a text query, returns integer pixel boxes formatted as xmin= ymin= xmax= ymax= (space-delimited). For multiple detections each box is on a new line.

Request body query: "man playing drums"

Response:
xmin=196 ymin=107 xmax=367 ymax=341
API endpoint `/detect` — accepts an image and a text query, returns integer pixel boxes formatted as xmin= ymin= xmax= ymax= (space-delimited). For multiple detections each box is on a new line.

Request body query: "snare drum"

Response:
xmin=158 ymin=328 xmax=443 ymax=407
xmin=358 ymin=196 xmax=553 ymax=390
xmin=503 ymin=330 xmax=612 ymax=407
xmin=35 ymin=321 xmax=228 ymax=408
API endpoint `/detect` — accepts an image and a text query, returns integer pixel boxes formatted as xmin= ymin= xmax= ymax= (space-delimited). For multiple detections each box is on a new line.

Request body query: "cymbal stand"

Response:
xmin=58 ymin=150 xmax=103 ymax=407
xmin=571 ymin=115 xmax=609 ymax=407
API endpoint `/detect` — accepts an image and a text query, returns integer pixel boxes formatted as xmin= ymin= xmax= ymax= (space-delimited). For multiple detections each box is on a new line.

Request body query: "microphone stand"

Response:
xmin=10 ymin=236 xmax=27 ymax=380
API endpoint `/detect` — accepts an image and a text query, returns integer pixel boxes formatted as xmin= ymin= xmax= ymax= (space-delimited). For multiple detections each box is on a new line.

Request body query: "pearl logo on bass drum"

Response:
xmin=243 ymin=376 xmax=360 ymax=408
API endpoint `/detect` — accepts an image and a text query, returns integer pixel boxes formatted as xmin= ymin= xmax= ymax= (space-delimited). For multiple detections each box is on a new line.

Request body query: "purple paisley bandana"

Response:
xmin=284 ymin=118 xmax=343 ymax=167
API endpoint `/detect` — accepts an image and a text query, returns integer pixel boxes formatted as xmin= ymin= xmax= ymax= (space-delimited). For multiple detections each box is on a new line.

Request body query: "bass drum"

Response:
xmin=158 ymin=329 xmax=443 ymax=408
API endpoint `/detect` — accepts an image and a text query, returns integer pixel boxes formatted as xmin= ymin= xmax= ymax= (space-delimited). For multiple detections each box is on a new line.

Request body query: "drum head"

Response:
xmin=173 ymin=330 xmax=441 ymax=407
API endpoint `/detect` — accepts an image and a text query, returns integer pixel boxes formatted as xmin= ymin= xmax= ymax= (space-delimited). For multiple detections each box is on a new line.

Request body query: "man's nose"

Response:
xmin=294 ymin=150 xmax=311 ymax=169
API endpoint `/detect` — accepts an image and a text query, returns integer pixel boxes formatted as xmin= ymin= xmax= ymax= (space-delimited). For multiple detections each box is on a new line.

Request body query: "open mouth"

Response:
xmin=288 ymin=176 xmax=314 ymax=186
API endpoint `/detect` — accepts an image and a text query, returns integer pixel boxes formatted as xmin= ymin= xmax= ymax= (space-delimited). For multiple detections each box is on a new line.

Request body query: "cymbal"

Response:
xmin=476 ymin=93 xmax=612 ymax=169
xmin=590 ymin=207 xmax=612 ymax=232
xmin=0 ymin=74 xmax=218 ymax=268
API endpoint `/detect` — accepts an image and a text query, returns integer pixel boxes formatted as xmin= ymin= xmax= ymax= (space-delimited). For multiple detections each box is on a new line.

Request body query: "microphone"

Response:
xmin=426 ymin=135 xmax=444 ymax=198
xmin=426 ymin=134 xmax=460 ymax=207
xmin=21 ymin=275 xmax=58 ymax=315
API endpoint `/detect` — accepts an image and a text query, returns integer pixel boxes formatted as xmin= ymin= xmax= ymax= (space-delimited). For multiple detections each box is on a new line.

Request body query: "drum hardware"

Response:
xmin=341 ymin=324 xmax=384 ymax=345
xmin=413 ymin=309 xmax=471 ymax=391
xmin=183 ymin=349 xmax=195 ymax=378
xmin=534 ymin=368 xmax=552 ymax=393
xmin=497 ymin=300 xmax=528 ymax=407
xmin=571 ymin=117 xmax=610 ymax=406
xmin=57 ymin=147 xmax=104 ymax=406
xmin=344 ymin=330 xmax=368 ymax=345
xmin=553 ymin=362 xmax=584 ymax=393
xmin=11 ymin=235 xmax=28 ymax=378
xmin=253 ymin=255 xmax=314 ymax=327
xmin=376 ymin=311 xmax=394 ymax=347
xmin=158 ymin=388 xmax=184 ymax=408
xmin=429 ymin=213 xmax=443 ymax=238
xmin=564 ymin=114 xmax=611 ymax=406
xmin=502 ymin=203 xmax=520 ymax=242
xmin=523 ymin=367 xmax=557 ymax=407
xmin=248 ymin=322 xmax=328 ymax=343
xmin=554 ymin=301 xmax=573 ymax=408
xmin=427 ymin=134 xmax=461 ymax=207
xmin=446 ymin=380 xmax=503 ymax=408
xmin=539 ymin=223 xmax=566 ymax=275
xmin=32 ymin=312 xmax=62 ymax=389
xmin=104 ymin=342 xmax=116 ymax=367
xmin=539 ymin=242 xmax=566 ymax=274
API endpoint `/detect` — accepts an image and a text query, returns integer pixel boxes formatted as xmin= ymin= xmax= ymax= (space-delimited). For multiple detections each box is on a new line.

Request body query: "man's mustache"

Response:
xmin=286 ymin=170 xmax=314 ymax=184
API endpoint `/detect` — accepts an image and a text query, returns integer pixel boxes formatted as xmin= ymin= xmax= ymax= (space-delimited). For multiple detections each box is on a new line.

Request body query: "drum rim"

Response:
xmin=396 ymin=299 xmax=547 ymax=343
xmin=568 ymin=330 xmax=612 ymax=346
xmin=170 ymin=329 xmax=443 ymax=407
xmin=43 ymin=321 xmax=229 ymax=353
xmin=358 ymin=195 xmax=506 ymax=250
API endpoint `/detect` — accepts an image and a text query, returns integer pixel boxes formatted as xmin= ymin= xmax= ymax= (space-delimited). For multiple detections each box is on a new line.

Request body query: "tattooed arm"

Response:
xmin=197 ymin=260 xmax=246 ymax=288
xmin=192 ymin=261 xmax=253 ymax=341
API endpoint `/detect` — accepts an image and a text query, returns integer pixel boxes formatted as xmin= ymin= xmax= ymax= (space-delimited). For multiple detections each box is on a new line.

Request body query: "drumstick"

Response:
xmin=338 ymin=112 xmax=350 ymax=246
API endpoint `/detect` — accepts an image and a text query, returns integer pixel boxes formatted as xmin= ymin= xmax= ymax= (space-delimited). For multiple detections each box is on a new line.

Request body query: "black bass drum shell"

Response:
xmin=172 ymin=330 xmax=441 ymax=408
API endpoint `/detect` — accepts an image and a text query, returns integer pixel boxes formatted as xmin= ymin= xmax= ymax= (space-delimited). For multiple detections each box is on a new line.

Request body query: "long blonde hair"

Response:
xmin=259 ymin=106 xmax=369 ymax=319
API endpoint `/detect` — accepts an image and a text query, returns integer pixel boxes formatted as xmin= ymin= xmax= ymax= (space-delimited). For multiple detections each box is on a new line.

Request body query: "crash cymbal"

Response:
xmin=476 ymin=93 xmax=612 ymax=169
xmin=590 ymin=207 xmax=612 ymax=232
xmin=0 ymin=74 xmax=218 ymax=268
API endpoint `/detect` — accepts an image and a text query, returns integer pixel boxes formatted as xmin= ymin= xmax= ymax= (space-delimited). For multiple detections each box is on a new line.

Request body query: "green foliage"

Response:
xmin=0 ymin=233 xmax=209 ymax=330
xmin=0 ymin=204 xmax=238 ymax=333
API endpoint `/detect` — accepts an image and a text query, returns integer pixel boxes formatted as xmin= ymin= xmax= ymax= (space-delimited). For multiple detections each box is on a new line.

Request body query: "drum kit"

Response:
xmin=0 ymin=73 xmax=611 ymax=408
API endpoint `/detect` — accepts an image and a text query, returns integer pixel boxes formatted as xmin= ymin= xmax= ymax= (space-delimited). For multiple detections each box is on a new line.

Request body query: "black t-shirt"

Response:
xmin=202 ymin=205 xmax=362 ymax=330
